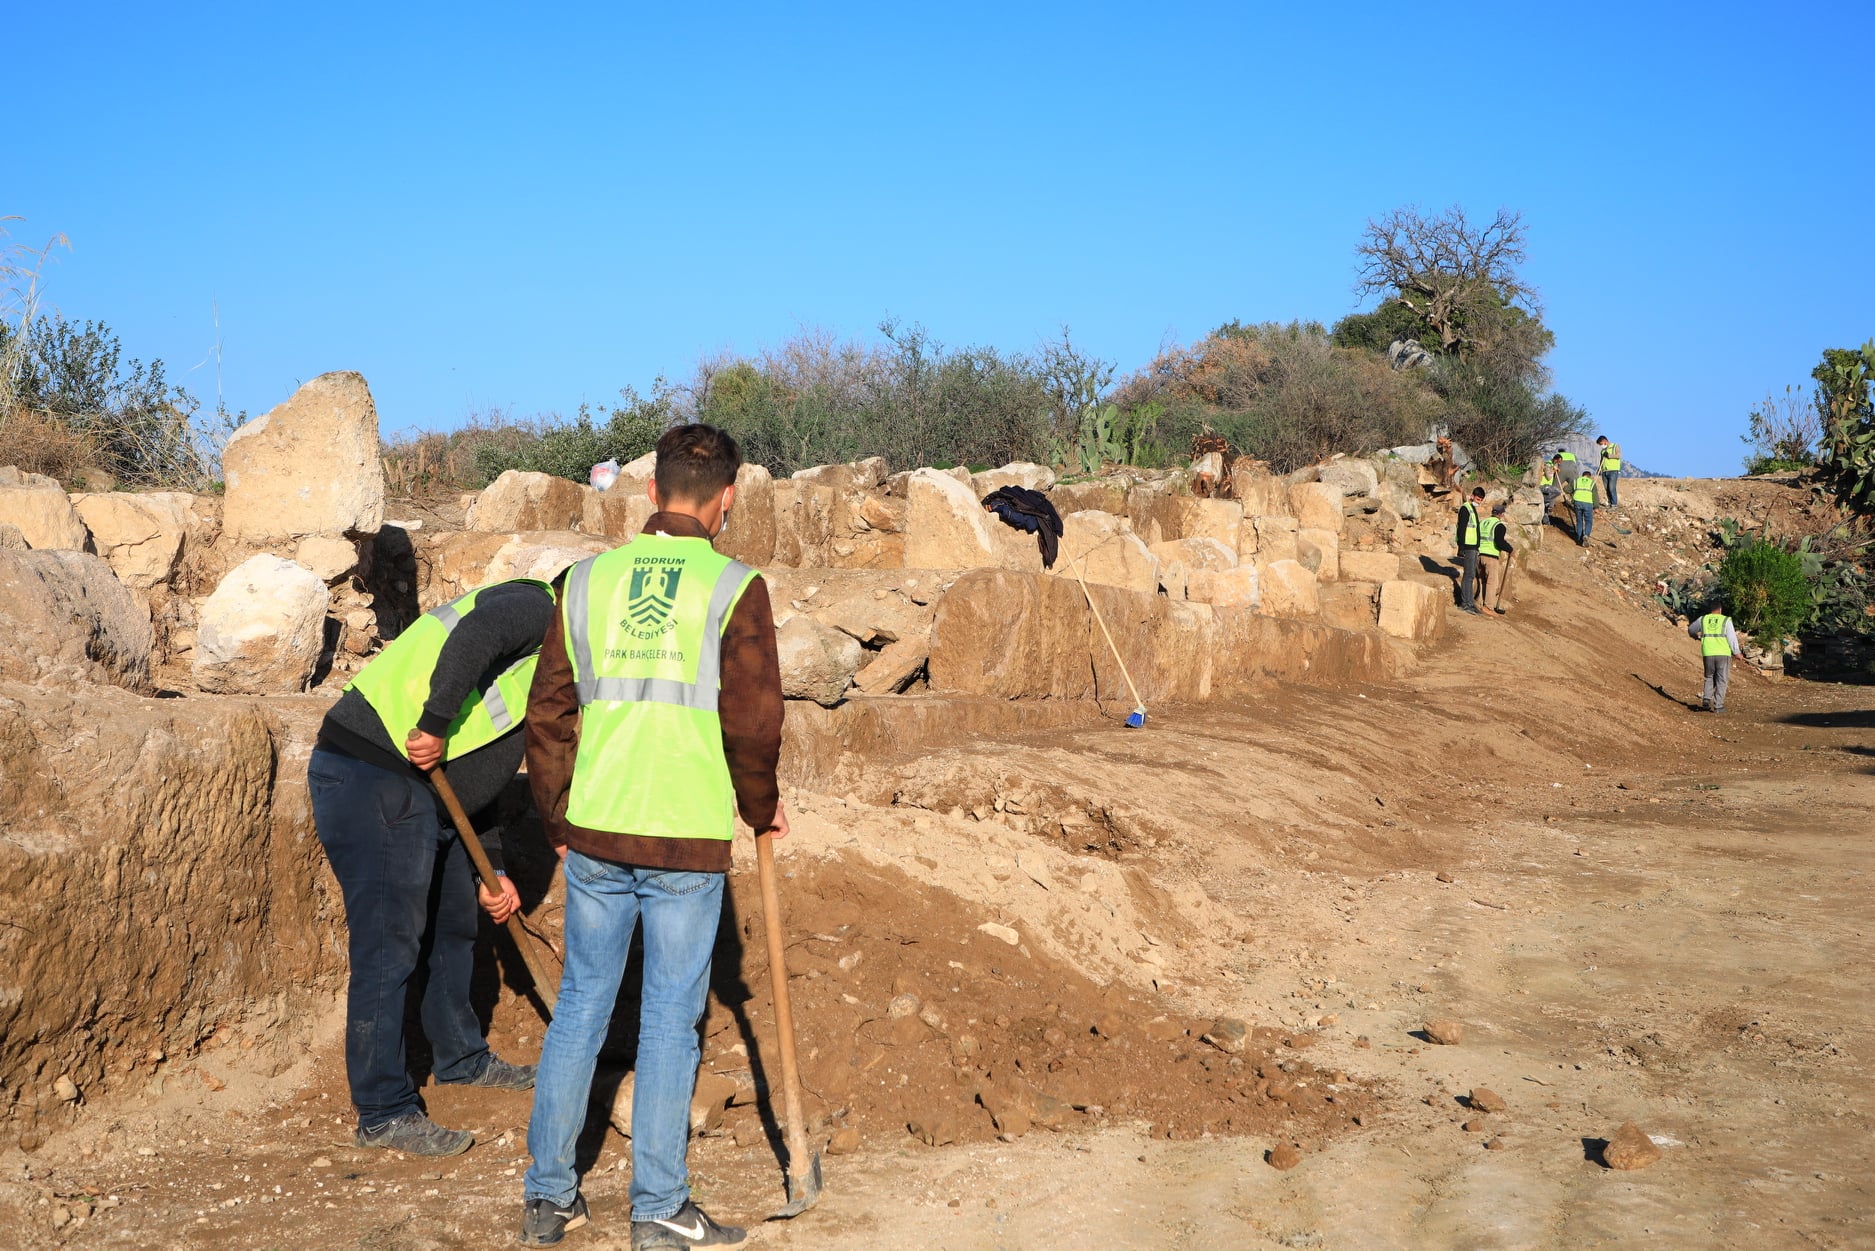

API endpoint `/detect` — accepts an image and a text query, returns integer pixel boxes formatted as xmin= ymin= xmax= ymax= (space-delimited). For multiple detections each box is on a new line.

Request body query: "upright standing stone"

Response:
xmin=221 ymin=372 xmax=385 ymax=541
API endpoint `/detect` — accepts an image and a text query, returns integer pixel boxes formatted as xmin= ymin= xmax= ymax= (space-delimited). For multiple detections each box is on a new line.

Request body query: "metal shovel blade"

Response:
xmin=769 ymin=1151 xmax=823 ymax=1220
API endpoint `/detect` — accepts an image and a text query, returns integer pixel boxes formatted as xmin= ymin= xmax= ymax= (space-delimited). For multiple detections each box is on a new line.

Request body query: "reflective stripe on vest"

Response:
xmin=1573 ymin=474 xmax=1595 ymax=503
xmin=1478 ymin=517 xmax=1501 ymax=558
xmin=342 ymin=577 xmax=554 ymax=760
xmin=1701 ymin=613 xmax=1731 ymax=658
xmin=1460 ymin=502 xmax=1480 ymax=548
xmin=561 ymin=536 xmax=757 ymax=839
xmin=1600 ymin=444 xmax=1622 ymax=471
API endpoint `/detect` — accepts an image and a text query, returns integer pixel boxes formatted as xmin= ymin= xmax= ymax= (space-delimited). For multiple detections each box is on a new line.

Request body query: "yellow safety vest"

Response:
xmin=1540 ymin=464 xmax=1556 ymax=487
xmin=561 ymin=534 xmax=758 ymax=840
xmin=1459 ymin=501 xmax=1480 ymax=548
xmin=1573 ymin=473 xmax=1596 ymax=504
xmin=1600 ymin=443 xmax=1622 ymax=471
xmin=344 ymin=578 xmax=554 ymax=762
xmin=1478 ymin=517 xmax=1502 ymax=558
xmin=1700 ymin=613 xmax=1732 ymax=658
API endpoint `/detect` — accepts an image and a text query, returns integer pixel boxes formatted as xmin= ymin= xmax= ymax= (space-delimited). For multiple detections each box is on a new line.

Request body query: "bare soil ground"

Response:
xmin=8 ymin=494 xmax=1874 ymax=1248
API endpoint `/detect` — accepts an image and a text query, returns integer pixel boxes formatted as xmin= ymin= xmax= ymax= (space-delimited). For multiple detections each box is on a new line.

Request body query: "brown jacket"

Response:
xmin=525 ymin=511 xmax=784 ymax=873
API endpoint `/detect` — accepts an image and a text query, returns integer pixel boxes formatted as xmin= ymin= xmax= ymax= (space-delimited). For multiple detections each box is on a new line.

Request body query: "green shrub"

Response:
xmin=1718 ymin=538 xmax=1813 ymax=639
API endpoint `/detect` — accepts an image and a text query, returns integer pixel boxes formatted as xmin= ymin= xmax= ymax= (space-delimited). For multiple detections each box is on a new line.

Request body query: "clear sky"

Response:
xmin=9 ymin=2 xmax=1870 ymax=477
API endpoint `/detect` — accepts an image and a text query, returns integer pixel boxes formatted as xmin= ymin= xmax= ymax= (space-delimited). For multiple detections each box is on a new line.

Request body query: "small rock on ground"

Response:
xmin=1602 ymin=1121 xmax=1664 ymax=1170
xmin=1469 ymin=1087 xmax=1507 ymax=1113
xmin=1424 ymin=1020 xmax=1465 ymax=1045
xmin=1267 ymin=1142 xmax=1303 ymax=1170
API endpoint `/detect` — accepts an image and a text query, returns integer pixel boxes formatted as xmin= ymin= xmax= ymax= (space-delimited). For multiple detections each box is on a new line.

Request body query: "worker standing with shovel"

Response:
xmin=309 ymin=576 xmax=557 ymax=1156
xmin=520 ymin=424 xmax=790 ymax=1249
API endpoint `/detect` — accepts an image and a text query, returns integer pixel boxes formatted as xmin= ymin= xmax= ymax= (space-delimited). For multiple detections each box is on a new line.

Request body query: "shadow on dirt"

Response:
xmin=1780 ymin=710 xmax=1875 ymax=728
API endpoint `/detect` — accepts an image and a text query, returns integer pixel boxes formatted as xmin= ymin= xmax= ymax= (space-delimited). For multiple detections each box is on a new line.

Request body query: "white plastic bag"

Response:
xmin=589 ymin=459 xmax=620 ymax=492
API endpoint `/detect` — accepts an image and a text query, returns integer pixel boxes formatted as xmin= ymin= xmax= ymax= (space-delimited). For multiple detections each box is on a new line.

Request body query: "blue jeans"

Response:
xmin=525 ymin=851 xmax=724 ymax=1221
xmin=1602 ymin=470 xmax=1620 ymax=508
xmin=309 ymin=747 xmax=492 ymax=1126
xmin=1574 ymin=501 xmax=1595 ymax=544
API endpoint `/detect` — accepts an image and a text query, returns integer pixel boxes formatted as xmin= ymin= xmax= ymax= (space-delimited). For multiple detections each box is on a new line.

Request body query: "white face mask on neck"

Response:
xmin=717 ymin=488 xmax=732 ymax=536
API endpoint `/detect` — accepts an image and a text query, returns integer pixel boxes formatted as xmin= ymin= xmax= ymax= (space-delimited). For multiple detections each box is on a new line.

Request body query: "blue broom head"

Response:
xmin=1125 ymin=708 xmax=1147 ymax=729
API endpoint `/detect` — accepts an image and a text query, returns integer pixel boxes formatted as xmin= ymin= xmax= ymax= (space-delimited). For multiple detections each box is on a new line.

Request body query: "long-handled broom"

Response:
xmin=1072 ymin=562 xmax=1148 ymax=728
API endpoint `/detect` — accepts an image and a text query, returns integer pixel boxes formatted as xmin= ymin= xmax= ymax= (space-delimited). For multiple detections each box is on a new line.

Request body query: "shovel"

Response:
xmin=429 ymin=767 xmax=559 ymax=1017
xmin=754 ymin=829 xmax=823 ymax=1218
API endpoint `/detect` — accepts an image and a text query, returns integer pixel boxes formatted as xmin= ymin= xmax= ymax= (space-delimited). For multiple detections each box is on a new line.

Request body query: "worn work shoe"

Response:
xmin=460 ymin=1054 xmax=536 ymax=1091
xmin=355 ymin=1110 xmax=473 ymax=1156
xmin=520 ymin=1193 xmax=590 ymax=1246
xmin=630 ymin=1199 xmax=745 ymax=1248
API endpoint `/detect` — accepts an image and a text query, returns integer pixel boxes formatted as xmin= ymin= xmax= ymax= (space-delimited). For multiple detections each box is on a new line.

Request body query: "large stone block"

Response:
xmin=776 ymin=615 xmax=863 ymax=706
xmin=1048 ymin=479 xmax=1128 ymax=517
xmin=1290 ymin=482 xmax=1344 ymax=534
xmin=582 ymin=487 xmax=657 ymax=540
xmin=1296 ymin=527 xmax=1339 ymax=582
xmin=772 ymin=480 xmax=838 ymax=566
xmin=193 ymin=554 xmax=330 ymax=694
xmin=1186 ymin=564 xmax=1259 ymax=609
xmin=1229 ymin=460 xmax=1290 ymax=517
xmin=1340 ymin=549 xmax=1403 ymax=583
xmin=468 ymin=470 xmax=586 ymax=532
xmin=971 ymin=461 xmax=1056 ymax=496
xmin=0 ymin=468 xmax=89 ymax=551
xmin=72 ymin=491 xmax=191 ymax=588
xmin=1257 ymin=559 xmax=1320 ymax=619
xmin=1378 ymin=580 xmax=1447 ymax=641
xmin=1181 ymin=498 xmax=1244 ymax=552
xmin=717 ymin=462 xmax=777 ymax=568
xmin=1050 ymin=511 xmax=1159 ymax=595
xmin=1252 ymin=515 xmax=1298 ymax=563
xmin=221 ymin=371 xmax=385 ymax=541
xmin=905 ymin=468 xmax=1038 ymax=571
xmin=0 ymin=549 xmax=152 ymax=691
xmin=1320 ymin=580 xmax=1379 ymax=632
xmin=1150 ymin=537 xmax=1237 ymax=572
xmin=926 ymin=570 xmax=1394 ymax=701
xmin=1318 ymin=459 xmax=1380 ymax=498
xmin=794 ymin=457 xmax=888 ymax=492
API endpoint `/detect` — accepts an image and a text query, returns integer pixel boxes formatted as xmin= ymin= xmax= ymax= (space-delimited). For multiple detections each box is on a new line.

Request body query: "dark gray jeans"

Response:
xmin=1458 ymin=548 xmax=1479 ymax=609
xmin=1702 ymin=655 xmax=1731 ymax=711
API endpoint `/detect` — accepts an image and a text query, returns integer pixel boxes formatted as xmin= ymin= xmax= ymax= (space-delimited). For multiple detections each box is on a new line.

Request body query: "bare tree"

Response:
xmin=1354 ymin=206 xmax=1540 ymax=362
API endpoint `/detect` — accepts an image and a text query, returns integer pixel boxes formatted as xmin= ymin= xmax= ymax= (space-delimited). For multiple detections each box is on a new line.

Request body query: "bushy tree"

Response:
xmin=1719 ymin=538 xmax=1812 ymax=639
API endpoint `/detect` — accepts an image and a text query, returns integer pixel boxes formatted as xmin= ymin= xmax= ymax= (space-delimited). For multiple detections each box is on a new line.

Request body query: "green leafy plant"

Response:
xmin=1814 ymin=341 xmax=1875 ymax=511
xmin=1718 ymin=538 xmax=1813 ymax=640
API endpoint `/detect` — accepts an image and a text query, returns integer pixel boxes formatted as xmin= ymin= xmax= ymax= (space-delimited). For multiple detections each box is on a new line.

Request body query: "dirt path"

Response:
xmin=12 ymin=524 xmax=1875 ymax=1249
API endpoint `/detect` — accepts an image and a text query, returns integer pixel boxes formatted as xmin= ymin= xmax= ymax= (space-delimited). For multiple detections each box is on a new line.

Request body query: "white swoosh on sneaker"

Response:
xmin=653 ymin=1216 xmax=706 ymax=1240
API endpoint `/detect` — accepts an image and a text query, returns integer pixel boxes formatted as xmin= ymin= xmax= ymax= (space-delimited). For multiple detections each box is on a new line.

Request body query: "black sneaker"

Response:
xmin=631 ymin=1199 xmax=745 ymax=1249
xmin=520 ymin=1193 xmax=589 ymax=1246
xmin=355 ymin=1110 xmax=473 ymax=1156
xmin=459 ymin=1054 xmax=536 ymax=1091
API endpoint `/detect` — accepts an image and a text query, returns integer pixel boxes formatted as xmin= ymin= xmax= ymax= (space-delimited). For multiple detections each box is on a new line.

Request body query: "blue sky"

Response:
xmin=9 ymin=1 xmax=1870 ymax=477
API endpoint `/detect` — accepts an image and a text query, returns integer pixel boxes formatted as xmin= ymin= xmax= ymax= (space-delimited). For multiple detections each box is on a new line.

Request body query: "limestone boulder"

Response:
xmin=1151 ymin=537 xmax=1237 ymax=573
xmin=1252 ymin=515 xmax=1299 ymax=564
xmin=193 ymin=554 xmax=331 ymax=694
xmin=854 ymin=634 xmax=929 ymax=695
xmin=221 ymin=371 xmax=385 ymax=541
xmin=1296 ymin=527 xmax=1339 ymax=581
xmin=0 ymin=468 xmax=90 ymax=551
xmin=1290 ymin=482 xmax=1345 ymax=535
xmin=717 ymin=463 xmax=778 ymax=567
xmin=904 ymin=469 xmax=1038 ymax=571
xmin=468 ymin=470 xmax=586 ymax=532
xmin=1048 ymin=479 xmax=1128 ymax=517
xmin=1320 ymin=581 xmax=1379 ymax=632
xmin=1257 ymin=559 xmax=1320 ymax=619
xmin=1318 ymin=459 xmax=1380 ymax=499
xmin=1340 ymin=550 xmax=1403 ymax=584
xmin=1378 ymin=478 xmax=1422 ymax=520
xmin=72 ymin=491 xmax=191 ymax=588
xmin=971 ymin=461 xmax=1056 ymax=496
xmin=1181 ymin=498 xmax=1244 ymax=552
xmin=0 ymin=523 xmax=24 ymax=550
xmin=1229 ymin=460 xmax=1290 ymax=517
xmin=794 ymin=457 xmax=888 ymax=492
xmin=1186 ymin=564 xmax=1260 ymax=609
xmin=583 ymin=487 xmax=657 ymax=540
xmin=295 ymin=535 xmax=360 ymax=583
xmin=1379 ymin=580 xmax=1447 ymax=642
xmin=0 ymin=549 xmax=153 ymax=691
xmin=482 ymin=532 xmax=611 ymax=586
xmin=857 ymin=494 xmax=906 ymax=533
xmin=772 ymin=480 xmax=837 ymax=566
xmin=776 ymin=615 xmax=863 ymax=706
xmin=1051 ymin=511 xmax=1159 ymax=595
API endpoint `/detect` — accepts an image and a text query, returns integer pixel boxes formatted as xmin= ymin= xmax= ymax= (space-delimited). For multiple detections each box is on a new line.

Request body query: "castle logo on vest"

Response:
xmin=624 ymin=560 xmax=684 ymax=640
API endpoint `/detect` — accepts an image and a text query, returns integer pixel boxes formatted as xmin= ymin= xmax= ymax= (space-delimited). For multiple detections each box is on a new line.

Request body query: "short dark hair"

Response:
xmin=1596 ymin=435 xmax=1609 ymax=443
xmin=1470 ymin=487 xmax=1486 ymax=499
xmin=654 ymin=423 xmax=743 ymax=502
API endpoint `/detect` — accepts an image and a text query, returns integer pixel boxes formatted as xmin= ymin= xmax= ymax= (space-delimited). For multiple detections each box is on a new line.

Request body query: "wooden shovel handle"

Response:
xmin=756 ymin=830 xmax=813 ymax=1180
xmin=430 ymin=767 xmax=558 ymax=1015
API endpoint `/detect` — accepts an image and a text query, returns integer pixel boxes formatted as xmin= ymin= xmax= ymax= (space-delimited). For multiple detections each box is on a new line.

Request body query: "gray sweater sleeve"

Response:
xmin=415 ymin=583 xmax=558 ymax=736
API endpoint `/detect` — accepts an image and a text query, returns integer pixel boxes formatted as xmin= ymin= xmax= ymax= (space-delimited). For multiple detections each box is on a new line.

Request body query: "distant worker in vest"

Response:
xmin=1571 ymin=465 xmax=1598 ymax=546
xmin=1478 ymin=501 xmax=1515 ymax=615
xmin=309 ymin=577 xmax=556 ymax=1155
xmin=521 ymin=423 xmax=785 ymax=1249
xmin=1539 ymin=456 xmax=1561 ymax=517
xmin=1454 ymin=486 xmax=1486 ymax=615
xmin=1596 ymin=435 xmax=1622 ymax=508
xmin=1689 ymin=607 xmax=1743 ymax=713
